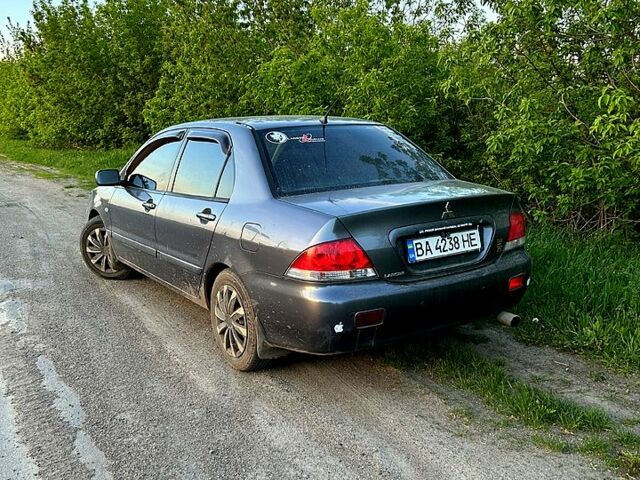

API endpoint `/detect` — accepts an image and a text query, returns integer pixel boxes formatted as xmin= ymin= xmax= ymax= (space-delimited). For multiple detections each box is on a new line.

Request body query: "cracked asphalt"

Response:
xmin=0 ymin=160 xmax=610 ymax=479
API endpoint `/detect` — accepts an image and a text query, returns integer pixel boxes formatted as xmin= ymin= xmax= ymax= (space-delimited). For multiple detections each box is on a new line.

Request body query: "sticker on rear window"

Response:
xmin=292 ymin=133 xmax=325 ymax=143
xmin=265 ymin=131 xmax=288 ymax=144
xmin=265 ymin=131 xmax=326 ymax=145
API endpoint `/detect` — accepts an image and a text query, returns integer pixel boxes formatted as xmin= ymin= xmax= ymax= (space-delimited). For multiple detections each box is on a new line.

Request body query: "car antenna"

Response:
xmin=320 ymin=98 xmax=339 ymax=125
xmin=320 ymin=108 xmax=330 ymax=125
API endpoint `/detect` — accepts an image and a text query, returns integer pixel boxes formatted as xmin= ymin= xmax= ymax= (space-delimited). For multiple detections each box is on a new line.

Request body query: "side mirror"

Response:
xmin=95 ymin=169 xmax=121 ymax=186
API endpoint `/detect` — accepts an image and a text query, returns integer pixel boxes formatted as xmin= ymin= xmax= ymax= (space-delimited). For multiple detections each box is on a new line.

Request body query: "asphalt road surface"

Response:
xmin=0 ymin=160 xmax=608 ymax=479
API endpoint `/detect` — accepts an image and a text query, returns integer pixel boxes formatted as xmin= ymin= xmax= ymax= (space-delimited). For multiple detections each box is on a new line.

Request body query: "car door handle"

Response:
xmin=196 ymin=211 xmax=216 ymax=222
xmin=142 ymin=200 xmax=156 ymax=211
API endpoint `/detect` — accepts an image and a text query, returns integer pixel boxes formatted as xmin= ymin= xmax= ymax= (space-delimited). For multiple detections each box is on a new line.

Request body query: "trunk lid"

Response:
xmin=283 ymin=180 xmax=516 ymax=281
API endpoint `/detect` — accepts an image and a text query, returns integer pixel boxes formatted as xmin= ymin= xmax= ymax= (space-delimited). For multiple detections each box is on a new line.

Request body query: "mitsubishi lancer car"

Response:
xmin=80 ymin=116 xmax=531 ymax=371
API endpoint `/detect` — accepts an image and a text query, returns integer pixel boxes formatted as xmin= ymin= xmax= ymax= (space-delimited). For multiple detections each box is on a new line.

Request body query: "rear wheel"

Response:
xmin=210 ymin=270 xmax=268 ymax=371
xmin=80 ymin=216 xmax=131 ymax=279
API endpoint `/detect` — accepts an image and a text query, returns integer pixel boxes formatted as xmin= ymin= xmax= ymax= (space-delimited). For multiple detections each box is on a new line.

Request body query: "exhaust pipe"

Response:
xmin=497 ymin=311 xmax=521 ymax=327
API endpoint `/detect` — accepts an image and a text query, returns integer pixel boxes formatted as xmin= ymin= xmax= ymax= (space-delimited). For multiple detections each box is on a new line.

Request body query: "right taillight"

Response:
xmin=505 ymin=211 xmax=526 ymax=251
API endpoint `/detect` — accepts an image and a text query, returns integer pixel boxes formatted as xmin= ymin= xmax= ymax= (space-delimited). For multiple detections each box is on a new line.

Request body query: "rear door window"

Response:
xmin=172 ymin=140 xmax=227 ymax=198
xmin=215 ymin=157 xmax=235 ymax=200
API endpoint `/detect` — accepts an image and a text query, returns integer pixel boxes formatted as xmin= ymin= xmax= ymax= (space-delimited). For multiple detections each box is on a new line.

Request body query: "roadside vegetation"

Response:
xmin=0 ymin=138 xmax=131 ymax=185
xmin=516 ymin=226 xmax=640 ymax=372
xmin=0 ymin=0 xmax=638 ymax=232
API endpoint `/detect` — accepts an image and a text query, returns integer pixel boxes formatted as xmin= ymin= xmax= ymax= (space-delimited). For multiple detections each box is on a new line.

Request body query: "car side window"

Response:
xmin=172 ymin=140 xmax=227 ymax=198
xmin=128 ymin=140 xmax=182 ymax=192
xmin=215 ymin=157 xmax=235 ymax=200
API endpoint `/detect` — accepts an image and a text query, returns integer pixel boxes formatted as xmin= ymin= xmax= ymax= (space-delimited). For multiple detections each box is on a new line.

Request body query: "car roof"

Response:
xmin=161 ymin=115 xmax=381 ymax=133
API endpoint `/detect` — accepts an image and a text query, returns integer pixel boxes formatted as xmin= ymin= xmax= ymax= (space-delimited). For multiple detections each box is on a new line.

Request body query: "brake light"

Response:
xmin=508 ymin=274 xmax=526 ymax=291
xmin=505 ymin=211 xmax=526 ymax=251
xmin=286 ymin=238 xmax=377 ymax=282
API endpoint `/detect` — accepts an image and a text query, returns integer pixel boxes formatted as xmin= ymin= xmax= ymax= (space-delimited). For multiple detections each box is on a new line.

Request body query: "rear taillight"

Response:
xmin=286 ymin=238 xmax=377 ymax=282
xmin=505 ymin=211 xmax=526 ymax=251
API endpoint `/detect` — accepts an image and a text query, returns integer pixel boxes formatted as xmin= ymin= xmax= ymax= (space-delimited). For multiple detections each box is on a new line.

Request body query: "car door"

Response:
xmin=108 ymin=131 xmax=184 ymax=273
xmin=153 ymin=129 xmax=234 ymax=295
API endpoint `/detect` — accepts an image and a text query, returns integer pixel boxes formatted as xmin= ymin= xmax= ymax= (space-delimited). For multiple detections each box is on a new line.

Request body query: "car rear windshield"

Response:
xmin=257 ymin=124 xmax=451 ymax=196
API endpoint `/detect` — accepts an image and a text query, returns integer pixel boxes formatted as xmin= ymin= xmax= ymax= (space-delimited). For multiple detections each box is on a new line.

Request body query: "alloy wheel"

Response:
xmin=214 ymin=284 xmax=248 ymax=358
xmin=85 ymin=227 xmax=118 ymax=274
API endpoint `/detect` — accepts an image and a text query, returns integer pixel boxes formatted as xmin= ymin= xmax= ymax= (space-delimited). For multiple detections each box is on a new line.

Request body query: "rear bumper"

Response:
xmin=243 ymin=249 xmax=531 ymax=354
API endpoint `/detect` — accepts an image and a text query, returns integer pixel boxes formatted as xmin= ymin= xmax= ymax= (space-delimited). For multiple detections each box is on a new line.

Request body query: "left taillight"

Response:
xmin=505 ymin=211 xmax=526 ymax=251
xmin=285 ymin=238 xmax=377 ymax=282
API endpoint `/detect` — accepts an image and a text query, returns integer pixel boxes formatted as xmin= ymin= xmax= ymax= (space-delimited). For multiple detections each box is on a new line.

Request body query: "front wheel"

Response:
xmin=80 ymin=216 xmax=131 ymax=279
xmin=210 ymin=270 xmax=268 ymax=371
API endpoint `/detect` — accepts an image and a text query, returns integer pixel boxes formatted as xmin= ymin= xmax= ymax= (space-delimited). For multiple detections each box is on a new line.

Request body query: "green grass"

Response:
xmin=514 ymin=224 xmax=640 ymax=372
xmin=531 ymin=432 xmax=572 ymax=453
xmin=384 ymin=338 xmax=639 ymax=475
xmin=0 ymin=137 xmax=132 ymax=186
xmin=531 ymin=431 xmax=640 ymax=476
xmin=385 ymin=337 xmax=612 ymax=431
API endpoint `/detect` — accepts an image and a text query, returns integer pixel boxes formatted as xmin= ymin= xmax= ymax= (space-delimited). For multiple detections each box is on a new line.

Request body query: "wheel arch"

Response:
xmin=88 ymin=208 xmax=100 ymax=220
xmin=203 ymin=262 xmax=230 ymax=309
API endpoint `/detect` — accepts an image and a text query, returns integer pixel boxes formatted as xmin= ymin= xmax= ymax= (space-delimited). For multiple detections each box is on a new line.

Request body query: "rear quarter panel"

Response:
xmin=211 ymin=199 xmax=349 ymax=277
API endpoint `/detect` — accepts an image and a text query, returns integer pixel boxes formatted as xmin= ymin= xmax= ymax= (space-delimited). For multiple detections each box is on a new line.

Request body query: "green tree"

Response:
xmin=444 ymin=0 xmax=640 ymax=230
xmin=242 ymin=1 xmax=459 ymax=159
xmin=143 ymin=0 xmax=260 ymax=131
xmin=0 ymin=61 xmax=33 ymax=139
xmin=1 ymin=0 xmax=638 ymax=230
xmin=7 ymin=0 xmax=167 ymax=147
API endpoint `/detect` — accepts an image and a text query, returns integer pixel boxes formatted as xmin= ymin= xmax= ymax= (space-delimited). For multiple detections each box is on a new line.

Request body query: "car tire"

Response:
xmin=210 ymin=270 xmax=269 ymax=372
xmin=80 ymin=216 xmax=131 ymax=279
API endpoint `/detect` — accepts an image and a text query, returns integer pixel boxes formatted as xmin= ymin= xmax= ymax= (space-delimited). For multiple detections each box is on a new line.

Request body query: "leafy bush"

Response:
xmin=0 ymin=61 xmax=32 ymax=139
xmin=143 ymin=0 xmax=262 ymax=131
xmin=2 ymin=0 xmax=167 ymax=147
xmin=1 ymin=0 xmax=639 ymax=230
xmin=443 ymin=0 xmax=640 ymax=231
xmin=241 ymin=3 xmax=448 ymax=154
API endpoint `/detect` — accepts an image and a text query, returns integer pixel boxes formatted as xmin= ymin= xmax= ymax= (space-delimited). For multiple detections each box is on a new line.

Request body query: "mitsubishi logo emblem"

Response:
xmin=441 ymin=201 xmax=455 ymax=219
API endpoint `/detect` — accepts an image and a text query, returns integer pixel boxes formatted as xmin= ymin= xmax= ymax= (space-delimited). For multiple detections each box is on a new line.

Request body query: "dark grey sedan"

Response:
xmin=81 ymin=116 xmax=530 ymax=371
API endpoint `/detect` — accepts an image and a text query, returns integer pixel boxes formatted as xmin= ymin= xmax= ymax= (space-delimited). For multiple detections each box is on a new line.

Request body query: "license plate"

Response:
xmin=406 ymin=228 xmax=481 ymax=263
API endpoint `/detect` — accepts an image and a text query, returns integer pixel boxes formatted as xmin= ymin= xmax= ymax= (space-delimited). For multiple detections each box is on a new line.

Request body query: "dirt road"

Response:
xmin=0 ymin=160 xmax=610 ymax=479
